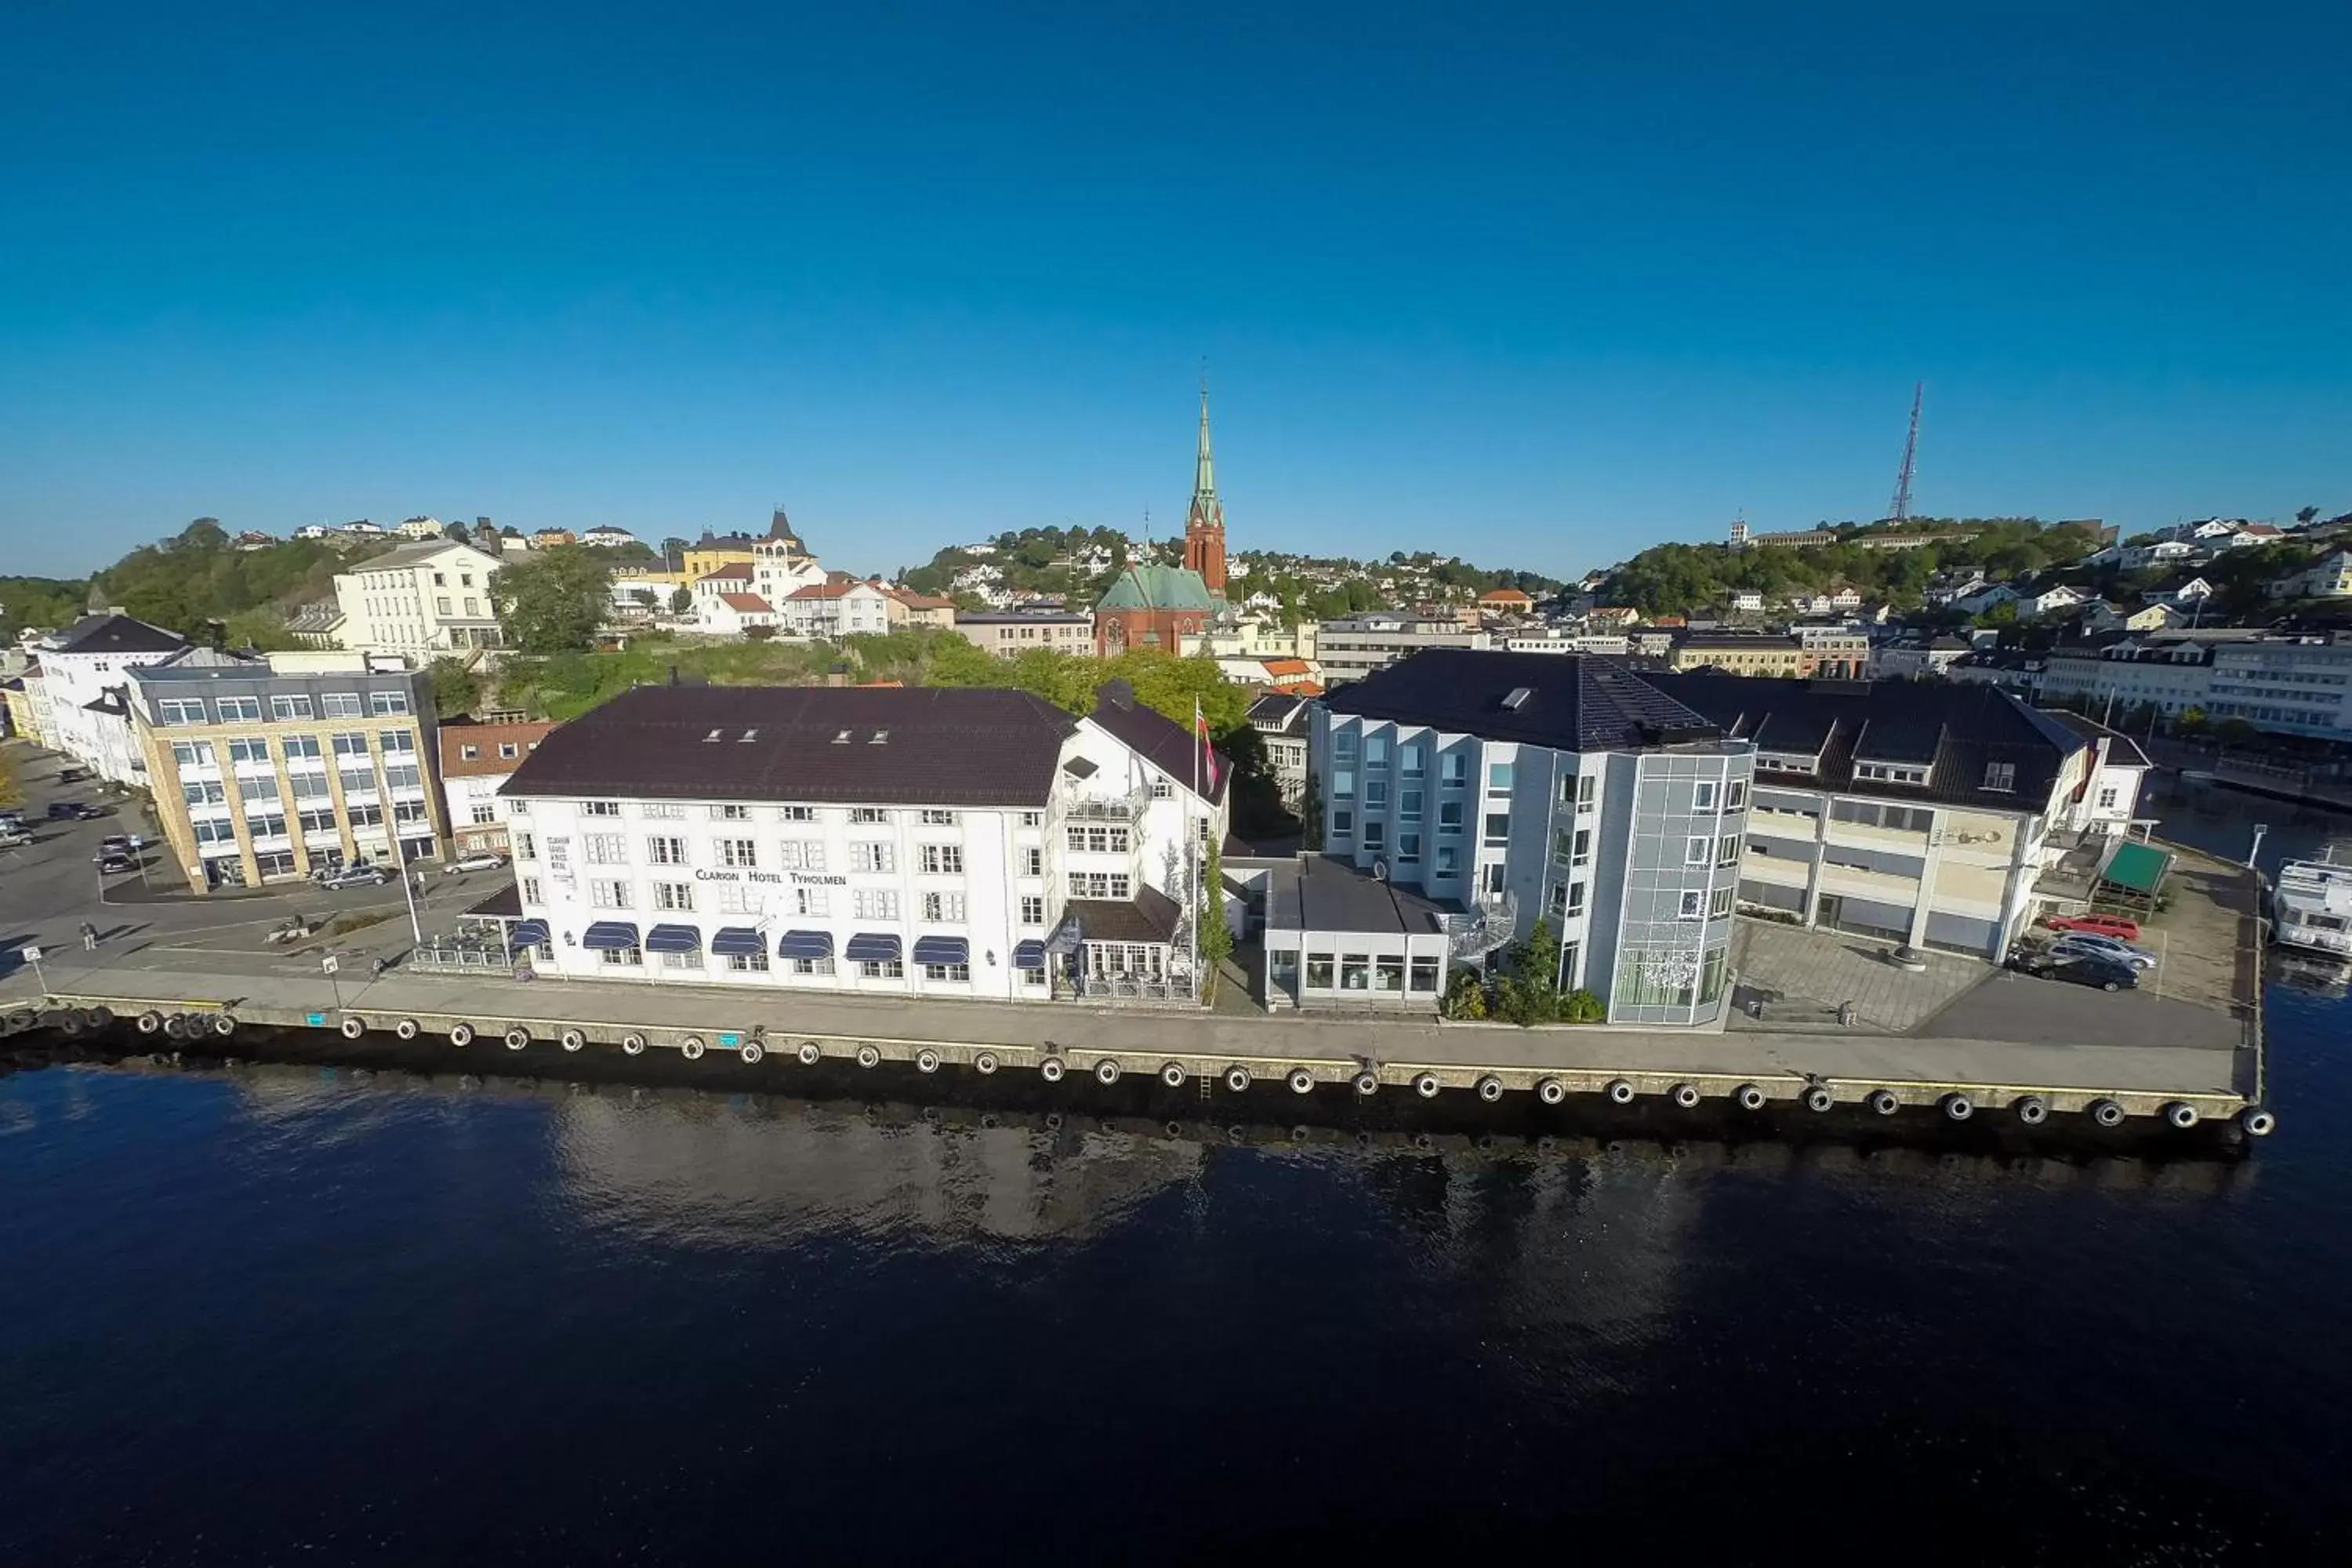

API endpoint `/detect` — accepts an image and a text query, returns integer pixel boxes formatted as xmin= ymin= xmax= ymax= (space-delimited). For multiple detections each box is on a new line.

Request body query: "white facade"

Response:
xmin=332 ymin=539 xmax=507 ymax=659
xmin=782 ymin=583 xmax=891 ymax=639
xmin=36 ymin=615 xmax=193 ymax=785
xmin=699 ymin=593 xmax=781 ymax=637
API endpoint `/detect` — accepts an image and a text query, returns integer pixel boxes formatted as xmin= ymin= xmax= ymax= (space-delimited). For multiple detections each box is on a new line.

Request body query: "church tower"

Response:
xmin=1181 ymin=380 xmax=1228 ymax=595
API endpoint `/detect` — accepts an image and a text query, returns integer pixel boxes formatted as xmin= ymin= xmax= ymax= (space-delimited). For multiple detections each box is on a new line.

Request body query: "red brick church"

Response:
xmin=1094 ymin=385 xmax=1231 ymax=655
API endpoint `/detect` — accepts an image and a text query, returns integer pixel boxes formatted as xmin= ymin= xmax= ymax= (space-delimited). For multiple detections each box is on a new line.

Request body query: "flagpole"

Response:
xmin=1192 ymin=696 xmax=1202 ymax=1006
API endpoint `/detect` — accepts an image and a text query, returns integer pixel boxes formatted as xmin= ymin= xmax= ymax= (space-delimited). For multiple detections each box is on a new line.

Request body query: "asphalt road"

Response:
xmin=2 ymin=742 xmax=508 ymax=972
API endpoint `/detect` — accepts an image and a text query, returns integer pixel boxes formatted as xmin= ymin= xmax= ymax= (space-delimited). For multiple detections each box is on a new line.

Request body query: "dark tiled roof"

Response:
xmin=1653 ymin=672 xmax=2087 ymax=812
xmin=1247 ymin=691 xmax=1306 ymax=732
xmin=1065 ymin=885 xmax=1184 ymax=945
xmin=51 ymin=613 xmax=187 ymax=657
xmin=2039 ymin=710 xmax=2154 ymax=768
xmin=1323 ymin=650 xmax=1722 ymax=751
xmin=500 ymin=685 xmax=1076 ymax=808
xmin=1086 ymin=683 xmax=1231 ymax=804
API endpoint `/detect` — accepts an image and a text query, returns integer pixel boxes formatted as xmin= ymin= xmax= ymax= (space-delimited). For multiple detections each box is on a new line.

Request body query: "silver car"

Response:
xmin=2049 ymin=932 xmax=2156 ymax=971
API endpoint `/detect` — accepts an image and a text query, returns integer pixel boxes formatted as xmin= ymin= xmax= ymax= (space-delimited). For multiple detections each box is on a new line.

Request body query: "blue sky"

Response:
xmin=2 ymin=0 xmax=2347 ymax=581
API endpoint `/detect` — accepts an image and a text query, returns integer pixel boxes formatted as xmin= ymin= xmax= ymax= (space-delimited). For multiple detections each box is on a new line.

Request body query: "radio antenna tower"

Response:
xmin=1887 ymin=382 xmax=1922 ymax=524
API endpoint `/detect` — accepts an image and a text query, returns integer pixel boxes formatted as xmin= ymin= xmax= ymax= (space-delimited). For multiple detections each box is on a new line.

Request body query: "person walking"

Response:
xmin=79 ymin=921 xmax=98 ymax=951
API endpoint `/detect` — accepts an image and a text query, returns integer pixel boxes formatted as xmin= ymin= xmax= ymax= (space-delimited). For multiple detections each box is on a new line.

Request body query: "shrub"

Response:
xmin=1560 ymin=989 xmax=1606 ymax=1023
xmin=1443 ymin=967 xmax=1488 ymax=1020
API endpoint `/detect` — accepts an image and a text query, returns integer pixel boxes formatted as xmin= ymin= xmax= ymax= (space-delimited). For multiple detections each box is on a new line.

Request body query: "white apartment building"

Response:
xmin=1316 ymin=614 xmax=1494 ymax=687
xmin=782 ymin=580 xmax=892 ymax=639
xmin=1313 ymin=652 xmax=1755 ymax=1026
xmin=954 ymin=609 xmax=1097 ymax=658
xmin=2038 ymin=631 xmax=2352 ymax=741
xmin=34 ymin=612 xmax=194 ymax=784
xmin=332 ymin=539 xmax=507 ymax=660
xmin=495 ymin=682 xmax=1229 ymax=1004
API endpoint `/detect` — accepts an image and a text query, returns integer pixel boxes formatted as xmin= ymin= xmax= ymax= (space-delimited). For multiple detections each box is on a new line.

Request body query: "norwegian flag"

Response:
xmin=1194 ymin=706 xmax=1220 ymax=792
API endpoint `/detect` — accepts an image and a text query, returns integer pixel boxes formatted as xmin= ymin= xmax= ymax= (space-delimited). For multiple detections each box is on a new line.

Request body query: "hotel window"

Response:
xmin=514 ymin=832 xmax=535 ymax=861
xmin=520 ymin=876 xmax=542 ymax=903
xmin=1693 ymin=780 xmax=1718 ymax=811
xmin=583 ymin=800 xmax=621 ymax=816
xmin=283 ymin=734 xmax=323 ymax=760
xmin=1486 ymin=761 xmax=1514 ymax=796
xmin=1717 ymin=833 xmax=1743 ymax=866
xmin=193 ymin=818 xmax=237 ymax=844
xmin=590 ymin=879 xmax=632 ymax=909
xmin=499 ymin=742 xmax=519 ymax=759
xmin=852 ymin=888 xmax=899 ymax=920
xmin=1726 ymin=780 xmax=1747 ymax=810
xmin=1483 ymin=813 xmax=1510 ymax=846
xmin=1068 ymin=872 xmax=1131 ymax=900
xmin=1019 ymin=811 xmax=1044 ymax=827
xmin=858 ymin=960 xmax=905 ymax=980
xmin=332 ymin=731 xmax=369 ymax=757
xmin=379 ymin=728 xmax=416 ymax=754
xmin=719 ymin=837 xmax=757 ymax=869
xmin=1151 ymin=778 xmax=1173 ymax=799
xmin=169 ymin=740 xmax=212 ymax=768
xmin=794 ymin=887 xmax=831 ymax=916
xmin=1679 ymin=890 xmax=1705 ymax=920
xmin=923 ymin=962 xmax=971 ymax=983
xmin=1330 ymin=808 xmax=1353 ymax=838
xmin=922 ymin=891 xmax=967 ymax=922
xmin=599 ymin=946 xmax=643 ymax=967
xmin=583 ymin=833 xmax=626 ymax=865
xmin=1400 ymin=743 xmax=1424 ymax=777
xmin=1020 ymin=895 xmax=1045 ymax=926
xmin=1709 ymin=887 xmax=1734 ymax=919
xmin=782 ymin=805 xmax=815 ymax=822
xmin=920 ymin=844 xmax=964 ymax=875
xmin=711 ymin=804 xmax=750 ymax=820
xmin=728 ymin=949 xmax=770 ymax=974
xmin=920 ymin=809 xmax=956 ymax=826
xmin=1397 ymin=831 xmax=1421 ymax=862
xmin=1686 ymin=836 xmax=1711 ymax=866
xmin=1065 ymin=826 xmax=1128 ymax=855
xmin=1439 ymin=752 xmax=1467 ymax=786
xmin=1566 ymin=880 xmax=1587 ymax=916
xmin=1576 ymin=773 xmax=1597 ymax=811
xmin=471 ymin=803 xmax=496 ymax=825
xmin=182 ymin=780 xmax=226 ymax=807
xmin=647 ymin=835 xmax=687 ymax=866
xmin=369 ymin=690 xmax=410 ymax=716
xmin=1855 ymin=761 xmax=1930 ymax=786
xmin=1399 ymin=788 xmax=1422 ymax=821
xmin=459 ymin=745 xmax=479 ymax=760
xmin=382 ymin=763 xmax=423 ymax=791
xmin=653 ymin=881 xmax=694 ymax=912
xmin=849 ymin=807 xmax=888 ymax=825
xmin=227 ymin=736 xmax=271 ymax=764
xmin=1021 ymin=847 xmax=1044 ymax=877
xmin=2096 ymin=786 xmax=2120 ymax=809
xmin=1982 ymin=761 xmax=2017 ymax=793
xmin=241 ymin=776 xmax=281 ymax=804
xmin=793 ymin=956 xmax=835 ymax=976
xmin=850 ymin=841 xmax=894 ymax=873
xmin=245 ymin=811 xmax=288 ymax=837
xmin=158 ymin=698 xmax=207 ymax=726
xmin=216 ymin=696 xmax=262 ymax=722
xmin=779 ymin=840 xmax=826 ymax=870
xmin=296 ymin=807 xmax=337 ymax=834
xmin=270 ymin=695 xmax=314 ymax=721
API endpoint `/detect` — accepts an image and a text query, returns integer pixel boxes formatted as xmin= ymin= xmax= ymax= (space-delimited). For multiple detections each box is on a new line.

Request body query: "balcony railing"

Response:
xmin=1057 ymin=787 xmax=1150 ymax=823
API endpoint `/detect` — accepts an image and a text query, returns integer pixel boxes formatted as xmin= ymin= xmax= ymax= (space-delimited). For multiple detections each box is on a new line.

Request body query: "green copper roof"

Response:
xmin=1096 ymin=563 xmax=1220 ymax=612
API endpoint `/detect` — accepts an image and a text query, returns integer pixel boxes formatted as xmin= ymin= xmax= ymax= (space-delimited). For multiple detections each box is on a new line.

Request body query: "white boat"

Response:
xmin=2271 ymin=858 xmax=2352 ymax=959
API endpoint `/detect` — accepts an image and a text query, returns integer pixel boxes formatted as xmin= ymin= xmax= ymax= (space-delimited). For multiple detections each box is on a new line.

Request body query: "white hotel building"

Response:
xmin=495 ymin=683 xmax=1228 ymax=1003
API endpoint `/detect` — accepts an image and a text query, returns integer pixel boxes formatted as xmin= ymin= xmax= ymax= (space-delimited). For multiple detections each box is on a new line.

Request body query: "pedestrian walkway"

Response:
xmin=1729 ymin=919 xmax=1985 ymax=1033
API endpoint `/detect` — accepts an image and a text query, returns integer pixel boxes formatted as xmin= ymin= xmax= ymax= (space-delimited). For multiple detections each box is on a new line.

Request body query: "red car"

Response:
xmin=2045 ymin=913 xmax=2142 ymax=942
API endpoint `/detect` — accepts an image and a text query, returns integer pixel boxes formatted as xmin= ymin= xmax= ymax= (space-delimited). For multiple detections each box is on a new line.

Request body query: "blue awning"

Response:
xmin=778 ymin=929 xmax=834 ymax=960
xmin=510 ymin=919 xmax=550 ymax=950
xmin=912 ymin=935 xmax=968 ymax=966
xmin=710 ymin=926 xmax=766 ymax=957
xmin=581 ymin=921 xmax=640 ymax=952
xmin=645 ymin=923 xmax=701 ymax=954
xmin=1012 ymin=939 xmax=1047 ymax=970
xmin=844 ymin=932 xmax=901 ymax=964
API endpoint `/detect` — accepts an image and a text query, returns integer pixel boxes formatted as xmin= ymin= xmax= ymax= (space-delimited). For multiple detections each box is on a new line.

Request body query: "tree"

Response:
xmin=444 ymin=521 xmax=472 ymax=543
xmin=490 ymin=544 xmax=614 ymax=653
xmin=2176 ymin=706 xmax=2209 ymax=735
xmin=668 ymin=586 xmax=695 ymax=616
xmin=429 ymin=656 xmax=485 ymax=720
xmin=2213 ymin=717 xmax=2259 ymax=748
xmin=0 ymin=750 xmax=22 ymax=811
xmin=221 ymin=607 xmax=299 ymax=652
xmin=1196 ymin=834 xmax=1232 ymax=1002
xmin=1443 ymin=967 xmax=1487 ymax=1020
xmin=744 ymin=624 xmax=777 ymax=641
xmin=2298 ymin=506 xmax=2321 ymax=526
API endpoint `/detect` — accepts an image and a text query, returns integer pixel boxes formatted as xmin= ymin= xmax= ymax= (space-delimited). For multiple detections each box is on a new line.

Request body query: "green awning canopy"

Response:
xmin=2097 ymin=840 xmax=2171 ymax=895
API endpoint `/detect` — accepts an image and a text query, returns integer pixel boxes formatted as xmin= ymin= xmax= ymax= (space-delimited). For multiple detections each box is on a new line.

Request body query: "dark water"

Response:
xmin=5 ymin=785 xmax=2350 ymax=1564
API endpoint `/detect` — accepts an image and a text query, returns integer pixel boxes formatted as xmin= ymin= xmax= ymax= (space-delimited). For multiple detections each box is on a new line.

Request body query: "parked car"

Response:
xmin=73 ymin=803 xmax=112 ymax=820
xmin=2049 ymin=933 xmax=2157 ymax=971
xmin=0 ymin=829 xmax=34 ymax=850
xmin=2009 ymin=952 xmax=2141 ymax=993
xmin=96 ymin=854 xmax=136 ymax=875
xmin=56 ymin=767 xmax=85 ymax=783
xmin=2045 ymin=913 xmax=2142 ymax=942
xmin=442 ymin=851 xmax=507 ymax=875
xmin=48 ymin=801 xmax=78 ymax=819
xmin=319 ymin=866 xmax=390 ymax=890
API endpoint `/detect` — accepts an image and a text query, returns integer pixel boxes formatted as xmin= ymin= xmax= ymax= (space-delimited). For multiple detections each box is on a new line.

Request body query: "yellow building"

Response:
xmin=1666 ymin=635 xmax=1805 ymax=677
xmin=130 ymin=653 xmax=449 ymax=892
xmin=3 ymin=666 xmax=46 ymax=746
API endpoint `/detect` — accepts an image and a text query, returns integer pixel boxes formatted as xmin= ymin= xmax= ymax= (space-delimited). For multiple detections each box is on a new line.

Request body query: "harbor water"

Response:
xmin=4 ymin=783 xmax=2349 ymax=1563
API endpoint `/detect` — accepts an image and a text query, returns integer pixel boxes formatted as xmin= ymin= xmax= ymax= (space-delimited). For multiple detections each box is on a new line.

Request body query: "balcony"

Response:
xmin=1056 ymin=786 xmax=1149 ymax=824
